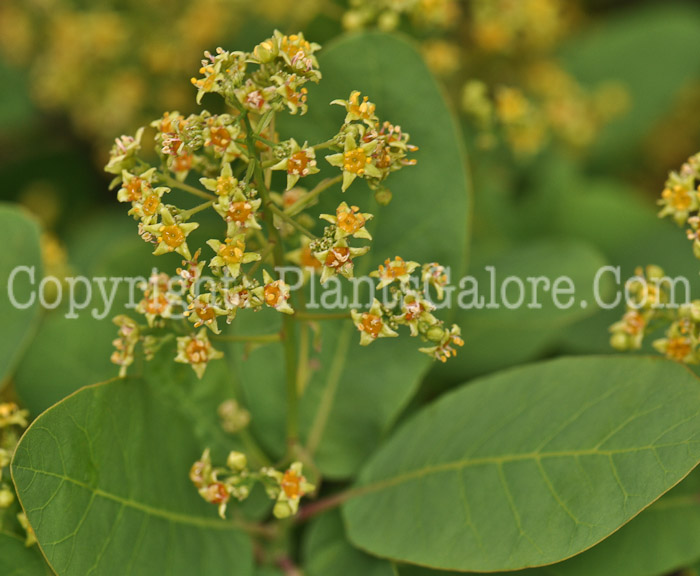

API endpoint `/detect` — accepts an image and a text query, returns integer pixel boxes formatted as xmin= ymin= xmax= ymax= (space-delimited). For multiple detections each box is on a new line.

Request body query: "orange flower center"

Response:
xmin=325 ymin=247 xmax=350 ymax=269
xmin=142 ymin=195 xmax=160 ymax=216
xmin=667 ymin=337 xmax=692 ymax=361
xmin=161 ymin=225 xmax=185 ymax=248
xmin=361 ymin=313 xmax=383 ymax=338
xmin=210 ymin=126 xmax=231 ymax=149
xmin=186 ymin=339 xmax=209 ymax=364
xmin=336 ymin=207 xmax=365 ymax=234
xmin=623 ymin=311 xmax=645 ymax=335
xmin=228 ymin=201 xmax=252 ymax=223
xmin=287 ymin=151 xmax=311 ymax=175
xmin=264 ymin=283 xmax=282 ymax=306
xmin=343 ymin=148 xmax=368 ymax=174
xmin=220 ymin=241 xmax=245 ymax=264
xmin=206 ymin=482 xmax=230 ymax=504
xmin=125 ymin=177 xmax=143 ymax=201
xmin=281 ymin=469 xmax=303 ymax=499
xmin=144 ymin=294 xmax=169 ymax=315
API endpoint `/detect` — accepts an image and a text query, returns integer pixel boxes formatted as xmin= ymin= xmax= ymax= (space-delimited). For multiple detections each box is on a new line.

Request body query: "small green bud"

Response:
xmin=426 ymin=325 xmax=446 ymax=343
xmin=227 ymin=451 xmax=247 ymax=471
xmin=610 ymin=332 xmax=629 ymax=351
xmin=273 ymin=500 xmax=293 ymax=519
xmin=374 ymin=187 xmax=392 ymax=206
xmin=0 ymin=486 xmax=15 ymax=508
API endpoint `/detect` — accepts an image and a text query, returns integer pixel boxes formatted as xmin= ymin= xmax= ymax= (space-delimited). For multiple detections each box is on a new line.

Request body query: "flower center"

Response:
xmin=220 ymin=241 xmax=245 ymax=263
xmin=216 ymin=176 xmax=237 ymax=196
xmin=281 ymin=469 xmax=303 ymax=499
xmin=337 ymin=207 xmax=365 ymax=234
xmin=361 ymin=313 xmax=383 ymax=338
xmin=210 ymin=127 xmax=231 ymax=149
xmin=264 ymin=284 xmax=281 ymax=306
xmin=287 ymin=151 xmax=312 ymax=175
xmin=343 ymin=148 xmax=368 ymax=174
xmin=228 ymin=201 xmax=253 ymax=222
xmin=161 ymin=225 xmax=185 ymax=248
xmin=325 ymin=246 xmax=350 ymax=269
xmin=142 ymin=195 xmax=160 ymax=216
xmin=125 ymin=177 xmax=143 ymax=201
xmin=666 ymin=337 xmax=692 ymax=360
xmin=186 ymin=339 xmax=209 ymax=363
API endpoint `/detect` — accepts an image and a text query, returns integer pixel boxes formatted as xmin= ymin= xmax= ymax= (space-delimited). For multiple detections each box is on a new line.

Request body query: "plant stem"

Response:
xmin=285 ymin=175 xmax=342 ymax=217
xmin=212 ymin=333 xmax=281 ymax=343
xmin=294 ymin=489 xmax=355 ymax=523
xmin=158 ymin=173 xmax=216 ymax=201
xmin=179 ymin=200 xmax=214 ymax=220
xmin=268 ymin=205 xmax=317 ymax=239
xmin=239 ymin=108 xmax=300 ymax=451
xmin=293 ymin=311 xmax=352 ymax=321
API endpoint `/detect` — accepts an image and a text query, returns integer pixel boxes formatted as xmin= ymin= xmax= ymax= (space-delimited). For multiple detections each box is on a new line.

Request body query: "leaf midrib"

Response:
xmin=13 ymin=464 xmax=242 ymax=531
xmin=351 ymin=441 xmax=700 ymax=499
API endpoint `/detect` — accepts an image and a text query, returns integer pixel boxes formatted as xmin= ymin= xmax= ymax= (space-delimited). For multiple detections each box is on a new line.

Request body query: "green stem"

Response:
xmin=293 ymin=311 xmax=351 ymax=321
xmin=285 ymin=175 xmax=343 ymax=217
xmin=311 ymin=139 xmax=337 ymax=151
xmin=179 ymin=200 xmax=214 ymax=220
xmin=268 ymin=205 xmax=318 ymax=240
xmin=159 ymin=173 xmax=216 ymax=201
xmin=239 ymin=108 xmax=300 ymax=451
xmin=212 ymin=333 xmax=281 ymax=343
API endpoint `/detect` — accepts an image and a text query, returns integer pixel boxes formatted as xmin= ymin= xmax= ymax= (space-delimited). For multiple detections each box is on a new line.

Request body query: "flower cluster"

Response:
xmin=190 ymin=449 xmax=314 ymax=519
xmin=612 ymin=153 xmax=700 ymax=364
xmin=608 ymin=264 xmax=700 ymax=364
xmin=105 ymin=31 xmax=442 ymax=381
xmin=0 ymin=402 xmax=30 ymax=535
xmin=349 ymin=259 xmax=463 ymax=361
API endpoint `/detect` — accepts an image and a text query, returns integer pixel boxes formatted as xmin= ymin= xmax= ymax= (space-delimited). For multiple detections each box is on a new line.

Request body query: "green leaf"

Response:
xmin=303 ymin=510 xmax=396 ymax=576
xmin=283 ymin=31 xmax=470 ymax=478
xmin=397 ymin=467 xmax=700 ymax=576
xmin=343 ymin=356 xmax=700 ymax=572
xmin=560 ymin=3 xmax=700 ymax=167
xmin=427 ymin=239 xmax=611 ymax=385
xmin=11 ymin=376 xmax=253 ymax=576
xmin=0 ymin=204 xmax=43 ymax=388
xmin=0 ymin=532 xmax=52 ymax=576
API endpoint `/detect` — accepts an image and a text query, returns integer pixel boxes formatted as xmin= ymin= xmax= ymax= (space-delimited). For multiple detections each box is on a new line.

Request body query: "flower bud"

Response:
xmin=0 ymin=486 xmax=15 ymax=508
xmin=426 ymin=325 xmax=446 ymax=343
xmin=374 ymin=187 xmax=392 ymax=206
xmin=227 ymin=451 xmax=247 ymax=471
xmin=273 ymin=500 xmax=293 ymax=519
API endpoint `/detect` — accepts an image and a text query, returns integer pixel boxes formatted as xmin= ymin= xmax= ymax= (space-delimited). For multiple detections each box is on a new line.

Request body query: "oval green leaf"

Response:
xmin=343 ymin=356 xmax=700 ymax=571
xmin=11 ymin=376 xmax=253 ymax=576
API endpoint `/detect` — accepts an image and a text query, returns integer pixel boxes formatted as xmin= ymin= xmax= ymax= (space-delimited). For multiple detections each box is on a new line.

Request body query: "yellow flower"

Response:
xmin=175 ymin=329 xmax=224 ymax=379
